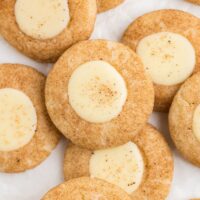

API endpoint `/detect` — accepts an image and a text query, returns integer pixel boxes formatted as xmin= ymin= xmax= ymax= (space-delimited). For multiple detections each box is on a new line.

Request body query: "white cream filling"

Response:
xmin=0 ymin=88 xmax=37 ymax=151
xmin=68 ymin=61 xmax=127 ymax=123
xmin=89 ymin=142 xmax=144 ymax=194
xmin=15 ymin=0 xmax=70 ymax=39
xmin=136 ymin=32 xmax=196 ymax=86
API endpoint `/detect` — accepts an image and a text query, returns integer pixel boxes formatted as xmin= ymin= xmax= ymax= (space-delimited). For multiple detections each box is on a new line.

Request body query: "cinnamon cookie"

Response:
xmin=0 ymin=0 xmax=96 ymax=62
xmin=45 ymin=40 xmax=154 ymax=150
xmin=0 ymin=64 xmax=60 ymax=173
xmin=169 ymin=72 xmax=200 ymax=167
xmin=64 ymin=124 xmax=173 ymax=200
xmin=122 ymin=9 xmax=200 ymax=112
xmin=97 ymin=0 xmax=124 ymax=13
xmin=187 ymin=0 xmax=200 ymax=5
xmin=41 ymin=177 xmax=132 ymax=200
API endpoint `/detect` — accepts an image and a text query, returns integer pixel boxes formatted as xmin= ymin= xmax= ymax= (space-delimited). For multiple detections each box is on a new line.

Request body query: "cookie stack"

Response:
xmin=122 ymin=9 xmax=200 ymax=169
xmin=0 ymin=0 xmax=199 ymax=199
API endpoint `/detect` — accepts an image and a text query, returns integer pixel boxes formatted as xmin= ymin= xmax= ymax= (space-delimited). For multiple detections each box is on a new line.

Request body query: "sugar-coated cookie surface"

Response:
xmin=41 ymin=177 xmax=132 ymax=200
xmin=97 ymin=0 xmax=124 ymax=13
xmin=0 ymin=64 xmax=60 ymax=173
xmin=187 ymin=0 xmax=200 ymax=5
xmin=122 ymin=9 xmax=200 ymax=112
xmin=0 ymin=0 xmax=96 ymax=62
xmin=45 ymin=40 xmax=154 ymax=150
xmin=169 ymin=72 xmax=200 ymax=167
xmin=64 ymin=124 xmax=173 ymax=200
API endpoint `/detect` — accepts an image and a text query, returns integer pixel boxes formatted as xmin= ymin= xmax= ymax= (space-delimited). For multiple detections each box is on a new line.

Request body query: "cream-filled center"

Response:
xmin=136 ymin=32 xmax=196 ymax=86
xmin=15 ymin=0 xmax=70 ymax=39
xmin=0 ymin=88 xmax=37 ymax=151
xmin=89 ymin=142 xmax=144 ymax=194
xmin=193 ymin=104 xmax=200 ymax=142
xmin=68 ymin=61 xmax=127 ymax=123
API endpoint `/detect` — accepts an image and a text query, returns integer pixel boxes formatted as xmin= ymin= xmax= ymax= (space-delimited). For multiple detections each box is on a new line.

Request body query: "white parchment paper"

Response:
xmin=0 ymin=0 xmax=200 ymax=199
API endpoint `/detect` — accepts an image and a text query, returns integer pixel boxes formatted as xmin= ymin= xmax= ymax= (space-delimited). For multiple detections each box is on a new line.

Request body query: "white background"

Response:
xmin=0 ymin=0 xmax=200 ymax=199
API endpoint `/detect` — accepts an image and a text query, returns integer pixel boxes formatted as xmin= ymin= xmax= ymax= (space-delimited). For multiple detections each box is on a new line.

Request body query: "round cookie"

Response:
xmin=64 ymin=124 xmax=173 ymax=200
xmin=122 ymin=9 xmax=200 ymax=112
xmin=0 ymin=64 xmax=60 ymax=173
xmin=187 ymin=0 xmax=200 ymax=5
xmin=0 ymin=0 xmax=96 ymax=62
xmin=97 ymin=0 xmax=124 ymax=13
xmin=169 ymin=72 xmax=200 ymax=167
xmin=41 ymin=177 xmax=132 ymax=200
xmin=45 ymin=40 xmax=154 ymax=150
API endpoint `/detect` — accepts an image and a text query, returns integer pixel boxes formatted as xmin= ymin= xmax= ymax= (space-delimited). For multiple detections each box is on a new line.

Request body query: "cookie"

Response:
xmin=0 ymin=0 xmax=96 ymax=62
xmin=97 ymin=0 xmax=124 ymax=13
xmin=64 ymin=124 xmax=173 ymax=200
xmin=122 ymin=9 xmax=200 ymax=112
xmin=41 ymin=177 xmax=132 ymax=200
xmin=187 ymin=0 xmax=200 ymax=5
xmin=0 ymin=64 xmax=60 ymax=173
xmin=45 ymin=40 xmax=154 ymax=150
xmin=169 ymin=72 xmax=200 ymax=167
